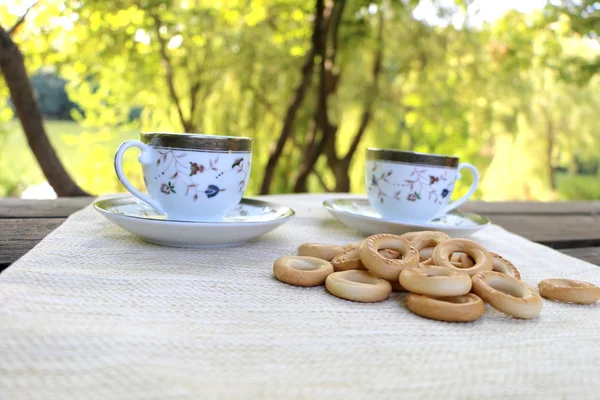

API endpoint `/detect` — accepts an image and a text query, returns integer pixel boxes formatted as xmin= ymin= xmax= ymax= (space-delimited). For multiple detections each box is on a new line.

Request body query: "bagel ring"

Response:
xmin=348 ymin=241 xmax=365 ymax=250
xmin=412 ymin=238 xmax=444 ymax=264
xmin=538 ymin=279 xmax=600 ymax=304
xmin=331 ymin=248 xmax=366 ymax=272
xmin=419 ymin=247 xmax=434 ymax=262
xmin=379 ymin=249 xmax=401 ymax=259
xmin=423 ymin=253 xmax=472 ymax=268
xmin=399 ymin=265 xmax=472 ymax=297
xmin=450 ymin=252 xmax=476 ymax=268
xmin=419 ymin=257 xmax=434 ymax=266
xmin=472 ymin=271 xmax=542 ymax=319
xmin=400 ymin=232 xmax=423 ymax=242
xmin=432 ymin=239 xmax=493 ymax=276
xmin=406 ymin=293 xmax=485 ymax=322
xmin=403 ymin=231 xmax=450 ymax=263
xmin=297 ymin=243 xmax=348 ymax=261
xmin=419 ymin=253 xmax=466 ymax=270
xmin=489 ymin=252 xmax=521 ymax=280
xmin=410 ymin=231 xmax=450 ymax=248
xmin=359 ymin=234 xmax=419 ymax=281
xmin=325 ymin=270 xmax=392 ymax=302
xmin=346 ymin=240 xmax=401 ymax=260
xmin=273 ymin=256 xmax=334 ymax=287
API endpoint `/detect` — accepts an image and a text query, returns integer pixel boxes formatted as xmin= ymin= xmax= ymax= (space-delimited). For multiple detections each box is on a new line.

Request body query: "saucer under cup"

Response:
xmin=323 ymin=198 xmax=489 ymax=237
xmin=94 ymin=196 xmax=295 ymax=248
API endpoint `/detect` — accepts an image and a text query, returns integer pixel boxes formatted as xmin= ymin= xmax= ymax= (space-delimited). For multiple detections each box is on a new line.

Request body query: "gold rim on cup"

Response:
xmin=141 ymin=132 xmax=253 ymax=152
xmin=367 ymin=148 xmax=459 ymax=168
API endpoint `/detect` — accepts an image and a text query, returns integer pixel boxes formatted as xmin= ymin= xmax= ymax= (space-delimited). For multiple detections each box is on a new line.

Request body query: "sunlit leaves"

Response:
xmin=1 ymin=0 xmax=599 ymax=199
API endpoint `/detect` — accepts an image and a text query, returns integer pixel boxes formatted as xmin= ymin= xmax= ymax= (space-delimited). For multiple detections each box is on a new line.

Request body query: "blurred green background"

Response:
xmin=1 ymin=0 xmax=599 ymax=200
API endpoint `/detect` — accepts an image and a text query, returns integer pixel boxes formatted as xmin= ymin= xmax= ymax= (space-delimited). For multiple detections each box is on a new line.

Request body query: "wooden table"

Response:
xmin=1 ymin=197 xmax=600 ymax=272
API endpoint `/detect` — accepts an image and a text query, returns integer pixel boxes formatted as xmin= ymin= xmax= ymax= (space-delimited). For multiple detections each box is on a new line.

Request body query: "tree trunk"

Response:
xmin=259 ymin=0 xmax=324 ymax=195
xmin=336 ymin=8 xmax=384 ymax=192
xmin=293 ymin=0 xmax=344 ymax=193
xmin=0 ymin=26 xmax=89 ymax=197
xmin=333 ymin=159 xmax=351 ymax=192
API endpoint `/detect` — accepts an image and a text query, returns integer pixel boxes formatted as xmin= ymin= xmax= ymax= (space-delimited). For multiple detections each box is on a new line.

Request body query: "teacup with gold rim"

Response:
xmin=114 ymin=132 xmax=252 ymax=222
xmin=365 ymin=148 xmax=479 ymax=222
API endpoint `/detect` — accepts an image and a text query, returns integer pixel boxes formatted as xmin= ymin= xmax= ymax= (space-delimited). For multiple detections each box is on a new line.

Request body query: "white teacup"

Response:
xmin=365 ymin=148 xmax=479 ymax=222
xmin=114 ymin=132 xmax=252 ymax=221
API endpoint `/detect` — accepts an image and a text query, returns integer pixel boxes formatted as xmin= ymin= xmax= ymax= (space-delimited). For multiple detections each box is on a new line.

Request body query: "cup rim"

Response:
xmin=367 ymin=148 xmax=458 ymax=168
xmin=141 ymin=132 xmax=252 ymax=152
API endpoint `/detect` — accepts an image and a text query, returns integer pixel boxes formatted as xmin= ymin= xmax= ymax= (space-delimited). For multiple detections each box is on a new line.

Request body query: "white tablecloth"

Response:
xmin=1 ymin=194 xmax=600 ymax=399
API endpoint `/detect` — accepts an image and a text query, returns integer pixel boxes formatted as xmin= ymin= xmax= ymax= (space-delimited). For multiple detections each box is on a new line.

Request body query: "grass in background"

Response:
xmin=1 ymin=120 xmax=600 ymax=200
xmin=0 ymin=120 xmax=139 ymax=197
xmin=555 ymin=172 xmax=600 ymax=201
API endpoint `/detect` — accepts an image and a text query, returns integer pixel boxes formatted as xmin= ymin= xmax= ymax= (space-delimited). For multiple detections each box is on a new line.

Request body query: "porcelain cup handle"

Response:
xmin=114 ymin=140 xmax=165 ymax=214
xmin=434 ymin=163 xmax=479 ymax=219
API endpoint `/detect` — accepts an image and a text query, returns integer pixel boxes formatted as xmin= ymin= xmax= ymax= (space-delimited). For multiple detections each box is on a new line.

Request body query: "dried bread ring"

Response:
xmin=411 ymin=231 xmax=450 ymax=247
xmin=420 ymin=258 xmax=467 ymax=269
xmin=379 ymin=249 xmax=401 ymax=259
xmin=273 ymin=256 xmax=334 ymax=287
xmin=412 ymin=238 xmax=443 ymax=264
xmin=400 ymin=232 xmax=422 ymax=242
xmin=297 ymin=243 xmax=348 ymax=261
xmin=359 ymin=234 xmax=419 ymax=281
xmin=425 ymin=252 xmax=473 ymax=268
xmin=399 ymin=265 xmax=472 ymax=297
xmin=419 ymin=258 xmax=434 ymax=266
xmin=432 ymin=239 xmax=493 ymax=276
xmin=419 ymin=247 xmax=434 ymax=262
xmin=489 ymin=252 xmax=521 ymax=280
xmin=348 ymin=241 xmax=365 ymax=249
xmin=449 ymin=253 xmax=463 ymax=263
xmin=472 ymin=271 xmax=542 ymax=319
xmin=407 ymin=293 xmax=485 ymax=322
xmin=450 ymin=253 xmax=476 ymax=268
xmin=331 ymin=248 xmax=366 ymax=272
xmin=351 ymin=240 xmax=401 ymax=259
xmin=538 ymin=279 xmax=600 ymax=304
xmin=325 ymin=270 xmax=392 ymax=303
xmin=404 ymin=231 xmax=450 ymax=263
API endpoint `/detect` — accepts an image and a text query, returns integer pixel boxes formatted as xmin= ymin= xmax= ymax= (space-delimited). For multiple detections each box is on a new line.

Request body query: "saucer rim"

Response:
xmin=93 ymin=196 xmax=295 ymax=225
xmin=322 ymin=197 xmax=490 ymax=229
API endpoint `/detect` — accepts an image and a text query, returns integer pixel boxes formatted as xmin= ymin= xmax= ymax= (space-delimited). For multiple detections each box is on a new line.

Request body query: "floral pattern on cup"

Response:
xmin=153 ymin=150 xmax=251 ymax=202
xmin=368 ymin=162 xmax=456 ymax=205
xmin=115 ymin=133 xmax=253 ymax=222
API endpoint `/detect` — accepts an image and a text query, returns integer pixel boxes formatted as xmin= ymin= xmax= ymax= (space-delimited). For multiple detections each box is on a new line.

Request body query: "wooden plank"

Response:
xmin=0 ymin=218 xmax=65 ymax=272
xmin=490 ymin=214 xmax=600 ymax=248
xmin=265 ymin=194 xmax=600 ymax=216
xmin=0 ymin=197 xmax=93 ymax=218
xmin=560 ymin=247 xmax=600 ymax=267
xmin=462 ymin=201 xmax=600 ymax=215
xmin=3 ymin=197 xmax=598 ymax=218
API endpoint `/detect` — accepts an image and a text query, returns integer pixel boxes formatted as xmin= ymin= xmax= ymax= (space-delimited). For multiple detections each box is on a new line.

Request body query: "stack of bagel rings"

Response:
xmin=273 ymin=231 xmax=600 ymax=322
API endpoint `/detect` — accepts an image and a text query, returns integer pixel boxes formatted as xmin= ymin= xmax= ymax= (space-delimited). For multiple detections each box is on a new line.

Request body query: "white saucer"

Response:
xmin=94 ymin=196 xmax=295 ymax=248
xmin=323 ymin=198 xmax=490 ymax=237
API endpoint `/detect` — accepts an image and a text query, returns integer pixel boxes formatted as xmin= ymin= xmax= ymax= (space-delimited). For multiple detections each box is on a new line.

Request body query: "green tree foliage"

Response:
xmin=0 ymin=0 xmax=599 ymax=199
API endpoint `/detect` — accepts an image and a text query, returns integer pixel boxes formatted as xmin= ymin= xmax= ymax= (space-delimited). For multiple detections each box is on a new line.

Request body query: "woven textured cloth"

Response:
xmin=1 ymin=194 xmax=600 ymax=400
